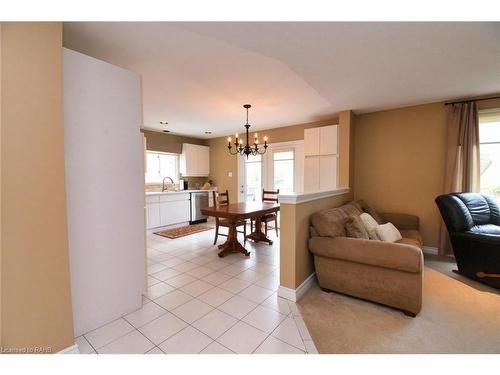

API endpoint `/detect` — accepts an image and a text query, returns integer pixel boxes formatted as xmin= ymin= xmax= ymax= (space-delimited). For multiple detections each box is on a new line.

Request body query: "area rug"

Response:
xmin=298 ymin=263 xmax=500 ymax=353
xmin=154 ymin=225 xmax=212 ymax=239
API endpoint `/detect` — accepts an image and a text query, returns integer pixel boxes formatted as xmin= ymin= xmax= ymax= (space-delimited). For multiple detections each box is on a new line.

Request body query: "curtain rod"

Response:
xmin=444 ymin=95 xmax=500 ymax=106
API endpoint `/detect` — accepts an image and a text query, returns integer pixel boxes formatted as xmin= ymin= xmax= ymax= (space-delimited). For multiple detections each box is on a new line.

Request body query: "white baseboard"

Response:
xmin=422 ymin=246 xmax=439 ymax=255
xmin=278 ymin=273 xmax=316 ymax=302
xmin=57 ymin=343 xmax=79 ymax=354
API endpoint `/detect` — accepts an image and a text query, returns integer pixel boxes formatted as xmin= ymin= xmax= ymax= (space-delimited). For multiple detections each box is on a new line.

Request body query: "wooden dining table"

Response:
xmin=201 ymin=201 xmax=280 ymax=257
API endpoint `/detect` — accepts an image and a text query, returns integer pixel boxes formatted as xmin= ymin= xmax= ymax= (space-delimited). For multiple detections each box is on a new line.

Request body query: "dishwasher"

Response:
xmin=190 ymin=191 xmax=209 ymax=224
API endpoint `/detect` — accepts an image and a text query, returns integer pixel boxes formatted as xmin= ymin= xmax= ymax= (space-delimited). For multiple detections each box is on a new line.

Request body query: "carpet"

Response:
xmin=298 ymin=260 xmax=500 ymax=353
xmin=154 ymin=225 xmax=212 ymax=239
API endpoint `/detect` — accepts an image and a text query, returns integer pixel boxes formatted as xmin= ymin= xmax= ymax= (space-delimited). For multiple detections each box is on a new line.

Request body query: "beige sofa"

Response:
xmin=308 ymin=200 xmax=424 ymax=316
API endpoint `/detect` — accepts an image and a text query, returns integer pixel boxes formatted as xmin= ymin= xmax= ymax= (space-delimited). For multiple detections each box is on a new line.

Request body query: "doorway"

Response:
xmin=237 ymin=140 xmax=304 ymax=202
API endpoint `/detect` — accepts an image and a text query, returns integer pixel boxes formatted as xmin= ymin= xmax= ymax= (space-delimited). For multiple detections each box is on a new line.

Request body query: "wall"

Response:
xmin=354 ymin=98 xmax=500 ymax=248
xmin=208 ymin=118 xmax=340 ymax=203
xmin=354 ymin=102 xmax=448 ymax=247
xmin=280 ymin=191 xmax=353 ymax=289
xmin=64 ymin=48 xmax=146 ymax=336
xmin=142 ymin=129 xmax=211 ymax=189
xmin=0 ymin=23 xmax=74 ymax=352
xmin=142 ymin=129 xmax=207 ymax=154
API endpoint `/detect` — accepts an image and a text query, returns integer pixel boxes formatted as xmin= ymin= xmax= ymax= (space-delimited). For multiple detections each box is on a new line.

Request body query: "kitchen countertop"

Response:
xmin=145 ymin=189 xmax=215 ymax=196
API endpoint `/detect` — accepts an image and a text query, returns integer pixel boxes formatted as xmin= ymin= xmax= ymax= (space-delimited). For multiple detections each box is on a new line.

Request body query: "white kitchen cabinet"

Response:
xmin=160 ymin=200 xmax=190 ymax=226
xmin=147 ymin=202 xmax=161 ymax=228
xmin=304 ymin=156 xmax=320 ymax=192
xmin=304 ymin=127 xmax=320 ymax=156
xmin=303 ymin=124 xmax=339 ymax=192
xmin=319 ymin=155 xmax=338 ymax=190
xmin=319 ymin=125 xmax=338 ymax=155
xmin=180 ymin=143 xmax=210 ymax=177
xmin=146 ymin=193 xmax=191 ymax=229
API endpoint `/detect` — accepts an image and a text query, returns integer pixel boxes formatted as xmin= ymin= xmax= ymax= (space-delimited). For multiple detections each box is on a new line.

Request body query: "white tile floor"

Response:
xmin=76 ymin=225 xmax=318 ymax=354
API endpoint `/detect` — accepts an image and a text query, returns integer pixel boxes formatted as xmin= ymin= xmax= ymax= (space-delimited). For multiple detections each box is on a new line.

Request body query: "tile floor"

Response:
xmin=76 ymin=224 xmax=318 ymax=354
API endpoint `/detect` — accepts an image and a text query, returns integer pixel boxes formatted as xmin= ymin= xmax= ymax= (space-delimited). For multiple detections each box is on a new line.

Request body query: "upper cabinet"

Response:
xmin=304 ymin=125 xmax=339 ymax=192
xmin=304 ymin=125 xmax=338 ymax=156
xmin=179 ymin=143 xmax=210 ymax=177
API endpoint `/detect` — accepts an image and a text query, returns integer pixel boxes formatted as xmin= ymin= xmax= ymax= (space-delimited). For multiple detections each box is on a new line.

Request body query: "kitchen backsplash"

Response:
xmin=145 ymin=176 xmax=212 ymax=192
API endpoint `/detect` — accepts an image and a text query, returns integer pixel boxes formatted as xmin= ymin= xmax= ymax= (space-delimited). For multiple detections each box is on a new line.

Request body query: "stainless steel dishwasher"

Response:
xmin=190 ymin=191 xmax=209 ymax=224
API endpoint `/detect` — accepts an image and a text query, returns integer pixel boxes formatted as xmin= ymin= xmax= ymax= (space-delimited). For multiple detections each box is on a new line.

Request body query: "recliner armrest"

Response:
xmin=309 ymin=236 xmax=423 ymax=273
xmin=379 ymin=212 xmax=419 ymax=230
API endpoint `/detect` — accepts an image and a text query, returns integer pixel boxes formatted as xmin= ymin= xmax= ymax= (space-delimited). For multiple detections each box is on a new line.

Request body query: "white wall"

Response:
xmin=64 ymin=48 xmax=145 ymax=336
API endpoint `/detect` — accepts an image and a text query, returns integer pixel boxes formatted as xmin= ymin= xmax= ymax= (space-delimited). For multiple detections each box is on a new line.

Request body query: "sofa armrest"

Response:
xmin=309 ymin=236 xmax=423 ymax=273
xmin=379 ymin=212 xmax=419 ymax=230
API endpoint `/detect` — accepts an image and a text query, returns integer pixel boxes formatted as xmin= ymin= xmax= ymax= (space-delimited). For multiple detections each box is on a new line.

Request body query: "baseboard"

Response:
xmin=278 ymin=273 xmax=316 ymax=302
xmin=422 ymin=246 xmax=439 ymax=255
xmin=57 ymin=343 xmax=79 ymax=354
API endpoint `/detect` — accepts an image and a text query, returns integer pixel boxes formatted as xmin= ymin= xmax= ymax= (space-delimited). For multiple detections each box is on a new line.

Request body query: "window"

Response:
xmin=245 ymin=154 xmax=262 ymax=202
xmin=145 ymin=151 xmax=179 ymax=184
xmin=479 ymin=110 xmax=500 ymax=200
xmin=273 ymin=150 xmax=294 ymax=193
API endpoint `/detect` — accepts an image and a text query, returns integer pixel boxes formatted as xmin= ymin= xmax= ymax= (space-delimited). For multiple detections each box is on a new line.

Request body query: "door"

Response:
xmin=238 ymin=153 xmax=263 ymax=202
xmin=271 ymin=149 xmax=295 ymax=193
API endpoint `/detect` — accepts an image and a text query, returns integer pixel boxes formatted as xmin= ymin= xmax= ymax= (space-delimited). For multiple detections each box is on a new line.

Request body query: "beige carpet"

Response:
xmin=298 ymin=258 xmax=500 ymax=353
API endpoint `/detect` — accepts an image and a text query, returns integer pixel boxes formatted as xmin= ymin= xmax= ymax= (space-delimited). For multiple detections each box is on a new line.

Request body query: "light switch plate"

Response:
xmin=228 ymin=172 xmax=233 ymax=177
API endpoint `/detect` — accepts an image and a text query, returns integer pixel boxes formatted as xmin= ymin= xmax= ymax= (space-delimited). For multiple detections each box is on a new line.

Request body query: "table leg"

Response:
xmin=246 ymin=216 xmax=273 ymax=245
xmin=217 ymin=221 xmax=250 ymax=257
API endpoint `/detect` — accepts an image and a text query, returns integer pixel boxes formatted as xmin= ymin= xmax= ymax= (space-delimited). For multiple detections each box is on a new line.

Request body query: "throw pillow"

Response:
xmin=376 ymin=222 xmax=403 ymax=243
xmin=345 ymin=215 xmax=370 ymax=239
xmin=359 ymin=213 xmax=380 ymax=240
xmin=359 ymin=200 xmax=383 ymax=224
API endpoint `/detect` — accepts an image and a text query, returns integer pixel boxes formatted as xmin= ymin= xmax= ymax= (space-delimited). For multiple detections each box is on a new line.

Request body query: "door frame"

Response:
xmin=237 ymin=140 xmax=304 ymax=202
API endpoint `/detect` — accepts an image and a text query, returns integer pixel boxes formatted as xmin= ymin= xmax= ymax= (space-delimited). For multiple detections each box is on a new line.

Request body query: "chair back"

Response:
xmin=435 ymin=192 xmax=500 ymax=234
xmin=262 ymin=189 xmax=279 ymax=203
xmin=213 ymin=190 xmax=230 ymax=206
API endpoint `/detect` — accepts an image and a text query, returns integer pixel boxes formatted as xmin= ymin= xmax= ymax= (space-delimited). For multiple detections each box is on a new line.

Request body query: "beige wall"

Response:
xmin=280 ymin=192 xmax=353 ymax=289
xmin=354 ymin=102 xmax=448 ymax=247
xmin=208 ymin=118 xmax=340 ymax=203
xmin=1 ymin=23 xmax=74 ymax=352
xmin=353 ymin=98 xmax=500 ymax=248
xmin=142 ymin=129 xmax=207 ymax=154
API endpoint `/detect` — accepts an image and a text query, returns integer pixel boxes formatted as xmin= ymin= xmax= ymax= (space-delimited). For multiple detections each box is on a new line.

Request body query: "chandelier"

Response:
xmin=227 ymin=104 xmax=268 ymax=157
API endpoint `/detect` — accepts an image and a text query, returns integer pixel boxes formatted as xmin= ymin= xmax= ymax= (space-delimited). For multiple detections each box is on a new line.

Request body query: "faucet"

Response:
xmin=162 ymin=177 xmax=174 ymax=192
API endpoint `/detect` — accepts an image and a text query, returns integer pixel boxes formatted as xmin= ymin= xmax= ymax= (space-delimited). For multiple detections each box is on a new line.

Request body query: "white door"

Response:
xmin=238 ymin=154 xmax=263 ymax=202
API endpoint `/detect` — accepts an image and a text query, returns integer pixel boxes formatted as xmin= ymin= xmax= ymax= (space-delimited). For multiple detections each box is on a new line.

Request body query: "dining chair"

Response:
xmin=212 ymin=190 xmax=247 ymax=245
xmin=251 ymin=189 xmax=279 ymax=237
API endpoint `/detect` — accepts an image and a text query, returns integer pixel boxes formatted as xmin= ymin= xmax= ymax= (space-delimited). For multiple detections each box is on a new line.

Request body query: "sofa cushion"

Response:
xmin=345 ymin=216 xmax=369 ymax=239
xmin=309 ymin=236 xmax=423 ymax=273
xmin=376 ymin=222 xmax=402 ymax=243
xmin=357 ymin=200 xmax=383 ymax=224
xmin=360 ymin=213 xmax=380 ymax=240
xmin=311 ymin=202 xmax=363 ymax=238
xmin=397 ymin=229 xmax=423 ymax=248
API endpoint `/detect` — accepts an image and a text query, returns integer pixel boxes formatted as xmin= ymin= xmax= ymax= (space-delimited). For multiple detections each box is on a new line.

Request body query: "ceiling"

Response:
xmin=63 ymin=22 xmax=500 ymax=138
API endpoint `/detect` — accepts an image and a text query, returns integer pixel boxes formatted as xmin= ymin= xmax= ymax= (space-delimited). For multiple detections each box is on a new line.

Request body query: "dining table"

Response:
xmin=201 ymin=201 xmax=280 ymax=257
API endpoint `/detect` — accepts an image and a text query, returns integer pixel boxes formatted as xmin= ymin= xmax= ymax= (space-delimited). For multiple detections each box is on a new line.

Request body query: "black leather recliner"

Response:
xmin=435 ymin=192 xmax=500 ymax=289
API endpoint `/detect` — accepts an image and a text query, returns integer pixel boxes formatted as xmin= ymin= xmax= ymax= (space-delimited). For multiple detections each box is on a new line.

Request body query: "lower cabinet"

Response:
xmin=147 ymin=202 xmax=161 ymax=228
xmin=146 ymin=193 xmax=190 ymax=229
xmin=159 ymin=200 xmax=190 ymax=226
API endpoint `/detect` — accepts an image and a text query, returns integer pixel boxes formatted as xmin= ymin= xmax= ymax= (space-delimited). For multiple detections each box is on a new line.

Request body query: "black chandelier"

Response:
xmin=227 ymin=104 xmax=268 ymax=158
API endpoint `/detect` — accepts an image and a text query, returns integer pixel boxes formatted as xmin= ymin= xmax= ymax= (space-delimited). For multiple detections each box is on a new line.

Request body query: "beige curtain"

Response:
xmin=439 ymin=102 xmax=480 ymax=255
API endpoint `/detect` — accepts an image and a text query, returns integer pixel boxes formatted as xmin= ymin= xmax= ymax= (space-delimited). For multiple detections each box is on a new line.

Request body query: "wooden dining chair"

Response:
xmin=212 ymin=190 xmax=247 ymax=245
xmin=251 ymin=189 xmax=279 ymax=237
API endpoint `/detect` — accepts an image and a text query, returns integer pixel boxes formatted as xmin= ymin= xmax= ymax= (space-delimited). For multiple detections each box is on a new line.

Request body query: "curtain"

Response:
xmin=439 ymin=102 xmax=480 ymax=255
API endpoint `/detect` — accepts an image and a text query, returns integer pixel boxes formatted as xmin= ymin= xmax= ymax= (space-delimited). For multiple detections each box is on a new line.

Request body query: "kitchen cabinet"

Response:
xmin=146 ymin=193 xmax=190 ymax=229
xmin=304 ymin=127 xmax=320 ymax=156
xmin=180 ymin=143 xmax=210 ymax=177
xmin=304 ymin=125 xmax=338 ymax=192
